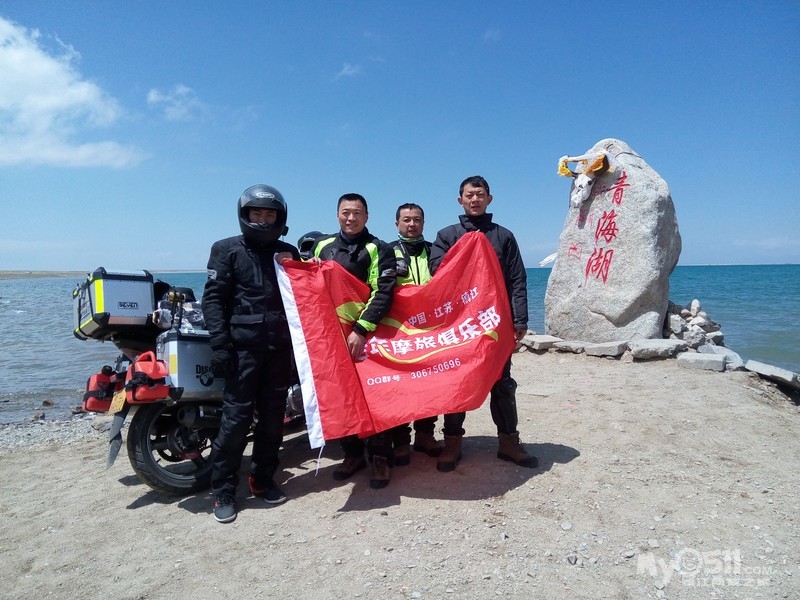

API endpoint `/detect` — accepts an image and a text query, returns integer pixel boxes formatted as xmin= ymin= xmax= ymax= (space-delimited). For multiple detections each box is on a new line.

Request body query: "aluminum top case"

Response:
xmin=73 ymin=268 xmax=155 ymax=340
xmin=156 ymin=328 xmax=225 ymax=400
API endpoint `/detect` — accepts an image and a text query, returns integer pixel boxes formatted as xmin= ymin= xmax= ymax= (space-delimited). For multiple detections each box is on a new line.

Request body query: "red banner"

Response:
xmin=277 ymin=232 xmax=515 ymax=448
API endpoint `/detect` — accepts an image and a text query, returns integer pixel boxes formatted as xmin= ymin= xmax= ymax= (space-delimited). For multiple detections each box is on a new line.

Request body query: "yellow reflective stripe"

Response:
xmin=395 ymin=247 xmax=430 ymax=286
xmin=356 ymin=317 xmax=377 ymax=332
xmin=313 ymin=237 xmax=335 ymax=257
xmin=412 ymin=251 xmax=431 ymax=284
xmin=394 ymin=246 xmax=412 ymax=286
xmin=93 ymin=279 xmax=104 ymax=313
xmin=315 ymin=237 xmax=381 ymax=330
xmin=365 ymin=242 xmax=380 ymax=303
xmin=356 ymin=241 xmax=381 ymax=331
xmin=337 ymin=301 xmax=366 ymax=323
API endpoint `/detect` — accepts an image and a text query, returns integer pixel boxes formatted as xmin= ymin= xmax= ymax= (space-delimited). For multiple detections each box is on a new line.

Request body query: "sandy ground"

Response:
xmin=1 ymin=349 xmax=799 ymax=600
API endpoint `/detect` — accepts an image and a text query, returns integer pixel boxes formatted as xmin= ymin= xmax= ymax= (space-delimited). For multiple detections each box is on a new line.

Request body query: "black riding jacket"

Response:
xmin=312 ymin=228 xmax=395 ymax=335
xmin=429 ymin=213 xmax=528 ymax=329
xmin=202 ymin=235 xmax=300 ymax=351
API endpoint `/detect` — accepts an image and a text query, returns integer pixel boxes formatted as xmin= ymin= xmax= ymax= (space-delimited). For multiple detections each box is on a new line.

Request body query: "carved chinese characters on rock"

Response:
xmin=585 ymin=247 xmax=614 ymax=283
xmin=595 ymin=209 xmax=619 ymax=245
xmin=576 ymin=171 xmax=628 ymax=284
xmin=568 ymin=242 xmax=583 ymax=260
xmin=608 ymin=172 xmax=629 ymax=206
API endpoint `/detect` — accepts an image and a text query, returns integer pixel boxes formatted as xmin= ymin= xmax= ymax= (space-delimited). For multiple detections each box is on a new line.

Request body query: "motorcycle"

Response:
xmin=73 ymin=268 xmax=304 ymax=496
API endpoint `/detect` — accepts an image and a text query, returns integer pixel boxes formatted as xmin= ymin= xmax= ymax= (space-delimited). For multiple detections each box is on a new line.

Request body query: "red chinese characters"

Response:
xmin=595 ymin=209 xmax=619 ymax=244
xmin=608 ymin=172 xmax=629 ymax=206
xmin=585 ymin=247 xmax=614 ymax=284
xmin=581 ymin=170 xmax=629 ymax=284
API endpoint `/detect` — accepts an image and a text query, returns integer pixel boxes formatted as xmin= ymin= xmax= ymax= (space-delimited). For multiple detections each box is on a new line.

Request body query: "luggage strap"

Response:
xmin=125 ymin=371 xmax=166 ymax=389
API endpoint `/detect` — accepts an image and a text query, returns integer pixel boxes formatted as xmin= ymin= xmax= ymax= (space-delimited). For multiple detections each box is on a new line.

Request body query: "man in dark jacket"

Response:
xmin=311 ymin=193 xmax=397 ymax=488
xmin=429 ymin=175 xmax=538 ymax=473
xmin=202 ymin=184 xmax=300 ymax=523
xmin=389 ymin=203 xmax=442 ymax=464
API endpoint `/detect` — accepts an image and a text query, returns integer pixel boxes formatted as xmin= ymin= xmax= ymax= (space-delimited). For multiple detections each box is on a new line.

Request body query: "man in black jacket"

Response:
xmin=311 ymin=193 xmax=397 ymax=488
xmin=429 ymin=176 xmax=538 ymax=473
xmin=202 ymin=184 xmax=300 ymax=523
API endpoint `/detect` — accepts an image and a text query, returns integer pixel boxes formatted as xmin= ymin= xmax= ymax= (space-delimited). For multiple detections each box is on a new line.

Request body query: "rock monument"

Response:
xmin=544 ymin=138 xmax=681 ymax=342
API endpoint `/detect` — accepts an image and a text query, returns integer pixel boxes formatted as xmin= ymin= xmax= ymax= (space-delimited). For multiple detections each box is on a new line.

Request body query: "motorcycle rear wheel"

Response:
xmin=127 ymin=402 xmax=216 ymax=496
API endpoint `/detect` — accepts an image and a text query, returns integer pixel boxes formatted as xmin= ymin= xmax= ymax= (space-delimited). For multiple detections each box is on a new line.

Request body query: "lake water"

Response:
xmin=1 ymin=264 xmax=797 ymax=423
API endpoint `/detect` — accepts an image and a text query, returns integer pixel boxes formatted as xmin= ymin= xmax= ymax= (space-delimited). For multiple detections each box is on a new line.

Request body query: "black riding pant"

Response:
xmin=211 ymin=348 xmax=291 ymax=496
xmin=442 ymin=360 xmax=518 ymax=436
xmin=390 ymin=416 xmax=438 ymax=447
xmin=340 ymin=431 xmax=393 ymax=461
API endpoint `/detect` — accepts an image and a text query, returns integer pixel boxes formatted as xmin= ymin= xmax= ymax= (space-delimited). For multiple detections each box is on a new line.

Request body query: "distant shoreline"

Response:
xmin=0 ymin=270 xmax=85 ymax=280
xmin=0 ymin=269 xmax=206 ymax=281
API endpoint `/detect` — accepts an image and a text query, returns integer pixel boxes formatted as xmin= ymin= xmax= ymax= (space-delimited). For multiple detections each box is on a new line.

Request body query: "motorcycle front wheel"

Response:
xmin=127 ymin=402 xmax=217 ymax=496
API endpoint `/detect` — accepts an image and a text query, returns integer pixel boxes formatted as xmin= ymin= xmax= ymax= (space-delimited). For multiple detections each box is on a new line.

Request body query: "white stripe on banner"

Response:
xmin=275 ymin=259 xmax=325 ymax=449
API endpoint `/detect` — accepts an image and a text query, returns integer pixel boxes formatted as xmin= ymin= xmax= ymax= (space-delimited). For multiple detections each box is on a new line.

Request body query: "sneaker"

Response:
xmin=333 ymin=456 xmax=368 ymax=481
xmin=370 ymin=455 xmax=391 ymax=489
xmin=248 ymin=476 xmax=288 ymax=504
xmin=213 ymin=492 xmax=237 ymax=523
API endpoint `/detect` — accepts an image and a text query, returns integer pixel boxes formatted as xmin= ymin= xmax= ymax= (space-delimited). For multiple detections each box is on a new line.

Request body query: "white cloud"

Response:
xmin=0 ymin=17 xmax=145 ymax=168
xmin=229 ymin=105 xmax=262 ymax=132
xmin=335 ymin=63 xmax=362 ymax=80
xmin=147 ymin=84 xmax=205 ymax=121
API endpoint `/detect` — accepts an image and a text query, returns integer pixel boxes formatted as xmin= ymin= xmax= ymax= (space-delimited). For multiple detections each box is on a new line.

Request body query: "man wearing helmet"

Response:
xmin=297 ymin=230 xmax=326 ymax=261
xmin=202 ymin=184 xmax=301 ymax=523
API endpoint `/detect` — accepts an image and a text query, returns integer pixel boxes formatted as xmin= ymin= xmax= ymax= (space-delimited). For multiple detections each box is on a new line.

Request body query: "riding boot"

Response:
xmin=497 ymin=431 xmax=539 ymax=468
xmin=393 ymin=444 xmax=411 ymax=466
xmin=370 ymin=455 xmax=391 ymax=489
xmin=413 ymin=431 xmax=443 ymax=457
xmin=436 ymin=434 xmax=463 ymax=473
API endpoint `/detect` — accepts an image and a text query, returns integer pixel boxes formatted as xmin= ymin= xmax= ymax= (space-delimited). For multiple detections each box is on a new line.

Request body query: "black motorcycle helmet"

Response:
xmin=238 ymin=184 xmax=289 ymax=245
xmin=297 ymin=230 xmax=325 ymax=260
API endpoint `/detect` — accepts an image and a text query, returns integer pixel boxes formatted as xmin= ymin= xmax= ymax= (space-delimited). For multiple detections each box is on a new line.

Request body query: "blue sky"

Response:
xmin=1 ymin=2 xmax=798 ymax=271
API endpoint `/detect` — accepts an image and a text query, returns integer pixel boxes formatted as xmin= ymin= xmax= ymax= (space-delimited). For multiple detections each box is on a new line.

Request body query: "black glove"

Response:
xmin=210 ymin=347 xmax=236 ymax=379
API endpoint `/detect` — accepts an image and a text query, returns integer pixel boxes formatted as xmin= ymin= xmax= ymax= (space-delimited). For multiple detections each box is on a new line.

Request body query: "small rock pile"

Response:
xmin=663 ymin=298 xmax=725 ymax=349
xmin=522 ymin=296 xmax=800 ymax=391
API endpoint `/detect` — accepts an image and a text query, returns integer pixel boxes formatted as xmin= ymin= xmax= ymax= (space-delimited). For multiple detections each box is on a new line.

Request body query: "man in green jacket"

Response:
xmin=311 ymin=193 xmax=397 ymax=488
xmin=388 ymin=203 xmax=443 ymax=465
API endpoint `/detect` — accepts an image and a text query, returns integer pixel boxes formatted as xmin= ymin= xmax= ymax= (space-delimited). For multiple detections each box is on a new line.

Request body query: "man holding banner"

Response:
xmin=389 ymin=203 xmax=443 ymax=465
xmin=311 ymin=193 xmax=397 ymax=489
xmin=277 ymin=189 xmax=525 ymax=486
xmin=429 ymin=175 xmax=539 ymax=472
